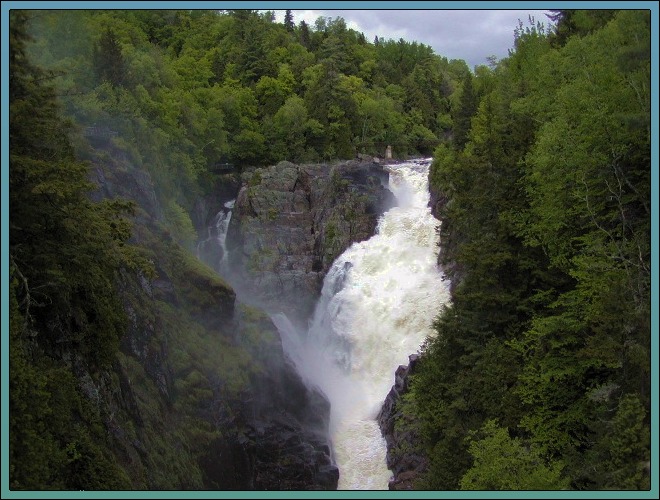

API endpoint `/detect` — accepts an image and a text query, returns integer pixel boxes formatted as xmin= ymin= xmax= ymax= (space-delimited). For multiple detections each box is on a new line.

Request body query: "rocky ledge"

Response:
xmin=377 ymin=354 xmax=428 ymax=490
xmin=226 ymin=159 xmax=395 ymax=322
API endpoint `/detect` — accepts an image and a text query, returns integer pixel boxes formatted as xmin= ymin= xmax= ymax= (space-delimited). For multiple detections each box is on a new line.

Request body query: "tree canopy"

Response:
xmin=403 ymin=9 xmax=651 ymax=491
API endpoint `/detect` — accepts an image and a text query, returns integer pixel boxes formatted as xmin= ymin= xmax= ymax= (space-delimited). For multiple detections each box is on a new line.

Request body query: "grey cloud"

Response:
xmin=284 ymin=9 xmax=552 ymax=70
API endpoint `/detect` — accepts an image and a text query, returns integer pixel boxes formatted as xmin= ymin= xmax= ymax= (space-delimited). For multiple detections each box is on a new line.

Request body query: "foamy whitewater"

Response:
xmin=197 ymin=199 xmax=235 ymax=273
xmin=273 ymin=158 xmax=451 ymax=490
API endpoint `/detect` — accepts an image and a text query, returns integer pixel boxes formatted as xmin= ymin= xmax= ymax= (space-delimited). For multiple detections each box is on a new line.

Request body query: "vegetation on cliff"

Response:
xmin=8 ymin=9 xmax=341 ymax=489
xmin=401 ymin=9 xmax=651 ymax=490
xmin=10 ymin=11 xmax=142 ymax=488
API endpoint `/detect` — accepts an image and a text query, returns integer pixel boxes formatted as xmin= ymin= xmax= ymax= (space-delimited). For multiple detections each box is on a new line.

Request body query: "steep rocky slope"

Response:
xmin=81 ymin=142 xmax=340 ymax=489
xmin=23 ymin=122 xmax=398 ymax=489
xmin=225 ymin=159 xmax=396 ymax=322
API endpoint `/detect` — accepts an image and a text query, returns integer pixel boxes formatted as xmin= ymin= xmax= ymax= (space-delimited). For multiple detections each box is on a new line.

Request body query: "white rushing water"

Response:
xmin=274 ymin=158 xmax=451 ymax=490
xmin=197 ymin=199 xmax=235 ymax=273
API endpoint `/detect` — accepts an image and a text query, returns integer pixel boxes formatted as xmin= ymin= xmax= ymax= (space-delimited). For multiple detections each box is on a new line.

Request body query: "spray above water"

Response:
xmin=197 ymin=199 xmax=235 ymax=274
xmin=276 ymin=158 xmax=451 ymax=490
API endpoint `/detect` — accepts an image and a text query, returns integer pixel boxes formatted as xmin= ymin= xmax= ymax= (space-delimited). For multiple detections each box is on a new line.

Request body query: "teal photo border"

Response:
xmin=1 ymin=1 xmax=658 ymax=499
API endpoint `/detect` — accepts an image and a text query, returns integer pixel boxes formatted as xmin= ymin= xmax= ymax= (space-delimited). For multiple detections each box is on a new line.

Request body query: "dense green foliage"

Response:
xmin=17 ymin=9 xmax=472 ymax=258
xmin=404 ymin=10 xmax=651 ymax=490
xmin=9 ymin=11 xmax=141 ymax=488
xmin=25 ymin=9 xmax=468 ymax=200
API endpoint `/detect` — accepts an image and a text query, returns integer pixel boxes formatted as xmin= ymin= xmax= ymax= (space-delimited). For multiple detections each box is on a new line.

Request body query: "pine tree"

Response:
xmin=10 ymin=11 xmax=138 ymax=489
xmin=299 ymin=20 xmax=311 ymax=48
xmin=284 ymin=9 xmax=294 ymax=32
xmin=10 ymin=11 xmax=137 ymax=367
xmin=452 ymin=72 xmax=477 ymax=149
xmin=92 ymin=29 xmax=124 ymax=86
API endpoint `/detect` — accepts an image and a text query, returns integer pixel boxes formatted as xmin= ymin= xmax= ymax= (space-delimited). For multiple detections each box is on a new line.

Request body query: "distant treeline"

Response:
xmin=23 ymin=9 xmax=474 ymax=201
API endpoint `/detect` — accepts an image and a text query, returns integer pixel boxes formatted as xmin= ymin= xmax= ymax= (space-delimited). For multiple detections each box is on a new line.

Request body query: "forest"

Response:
xmin=7 ymin=7 xmax=653 ymax=491
xmin=408 ymin=9 xmax=652 ymax=490
xmin=19 ymin=8 xmax=468 ymax=229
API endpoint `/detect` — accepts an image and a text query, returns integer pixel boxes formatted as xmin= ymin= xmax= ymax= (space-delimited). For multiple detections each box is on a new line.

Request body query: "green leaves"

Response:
xmin=604 ymin=394 xmax=650 ymax=489
xmin=407 ymin=10 xmax=650 ymax=491
xmin=452 ymin=72 xmax=477 ymax=150
xmin=93 ymin=29 xmax=125 ymax=86
xmin=9 ymin=16 xmax=148 ymax=489
xmin=28 ymin=9 xmax=474 ymax=168
xmin=460 ymin=420 xmax=569 ymax=490
xmin=512 ymin=12 xmax=651 ymax=467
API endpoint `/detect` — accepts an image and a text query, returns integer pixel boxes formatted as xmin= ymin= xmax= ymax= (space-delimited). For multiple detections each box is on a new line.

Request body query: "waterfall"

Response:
xmin=197 ymin=199 xmax=235 ymax=274
xmin=275 ymin=158 xmax=450 ymax=490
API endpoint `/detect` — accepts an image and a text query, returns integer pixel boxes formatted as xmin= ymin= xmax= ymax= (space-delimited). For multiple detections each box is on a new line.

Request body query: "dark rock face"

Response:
xmin=428 ymin=178 xmax=448 ymax=223
xmin=86 ymin=147 xmax=337 ymax=490
xmin=226 ymin=159 xmax=395 ymax=321
xmin=428 ymin=170 xmax=462 ymax=293
xmin=93 ymin=163 xmax=164 ymax=223
xmin=200 ymin=307 xmax=338 ymax=490
xmin=242 ymin=307 xmax=337 ymax=490
xmin=377 ymin=354 xmax=428 ymax=490
xmin=191 ymin=173 xmax=241 ymax=240
xmin=116 ymin=258 xmax=337 ymax=490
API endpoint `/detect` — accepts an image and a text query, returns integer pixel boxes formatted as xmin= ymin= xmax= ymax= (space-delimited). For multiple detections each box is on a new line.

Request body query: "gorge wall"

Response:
xmin=223 ymin=159 xmax=396 ymax=323
xmin=377 ymin=355 xmax=428 ymax=490
xmin=79 ymin=142 xmax=356 ymax=489
xmin=77 ymin=138 xmax=401 ymax=490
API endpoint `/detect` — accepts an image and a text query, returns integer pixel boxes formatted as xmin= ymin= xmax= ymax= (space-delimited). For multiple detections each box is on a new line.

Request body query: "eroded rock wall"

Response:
xmin=377 ymin=355 xmax=428 ymax=490
xmin=226 ymin=159 xmax=395 ymax=321
xmin=82 ymin=146 xmax=338 ymax=490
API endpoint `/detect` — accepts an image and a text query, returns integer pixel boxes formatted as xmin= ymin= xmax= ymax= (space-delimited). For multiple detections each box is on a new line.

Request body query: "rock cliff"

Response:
xmin=428 ymin=168 xmax=463 ymax=293
xmin=225 ymin=159 xmax=395 ymax=322
xmin=377 ymin=355 xmax=429 ymax=490
xmin=83 ymin=146 xmax=338 ymax=489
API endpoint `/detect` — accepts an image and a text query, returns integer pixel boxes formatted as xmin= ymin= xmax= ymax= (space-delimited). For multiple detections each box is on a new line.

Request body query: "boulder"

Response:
xmin=377 ymin=354 xmax=429 ymax=490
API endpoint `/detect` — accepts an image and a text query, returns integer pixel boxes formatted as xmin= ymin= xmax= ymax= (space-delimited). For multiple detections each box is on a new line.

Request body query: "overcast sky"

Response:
xmin=270 ymin=9 xmax=553 ymax=70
